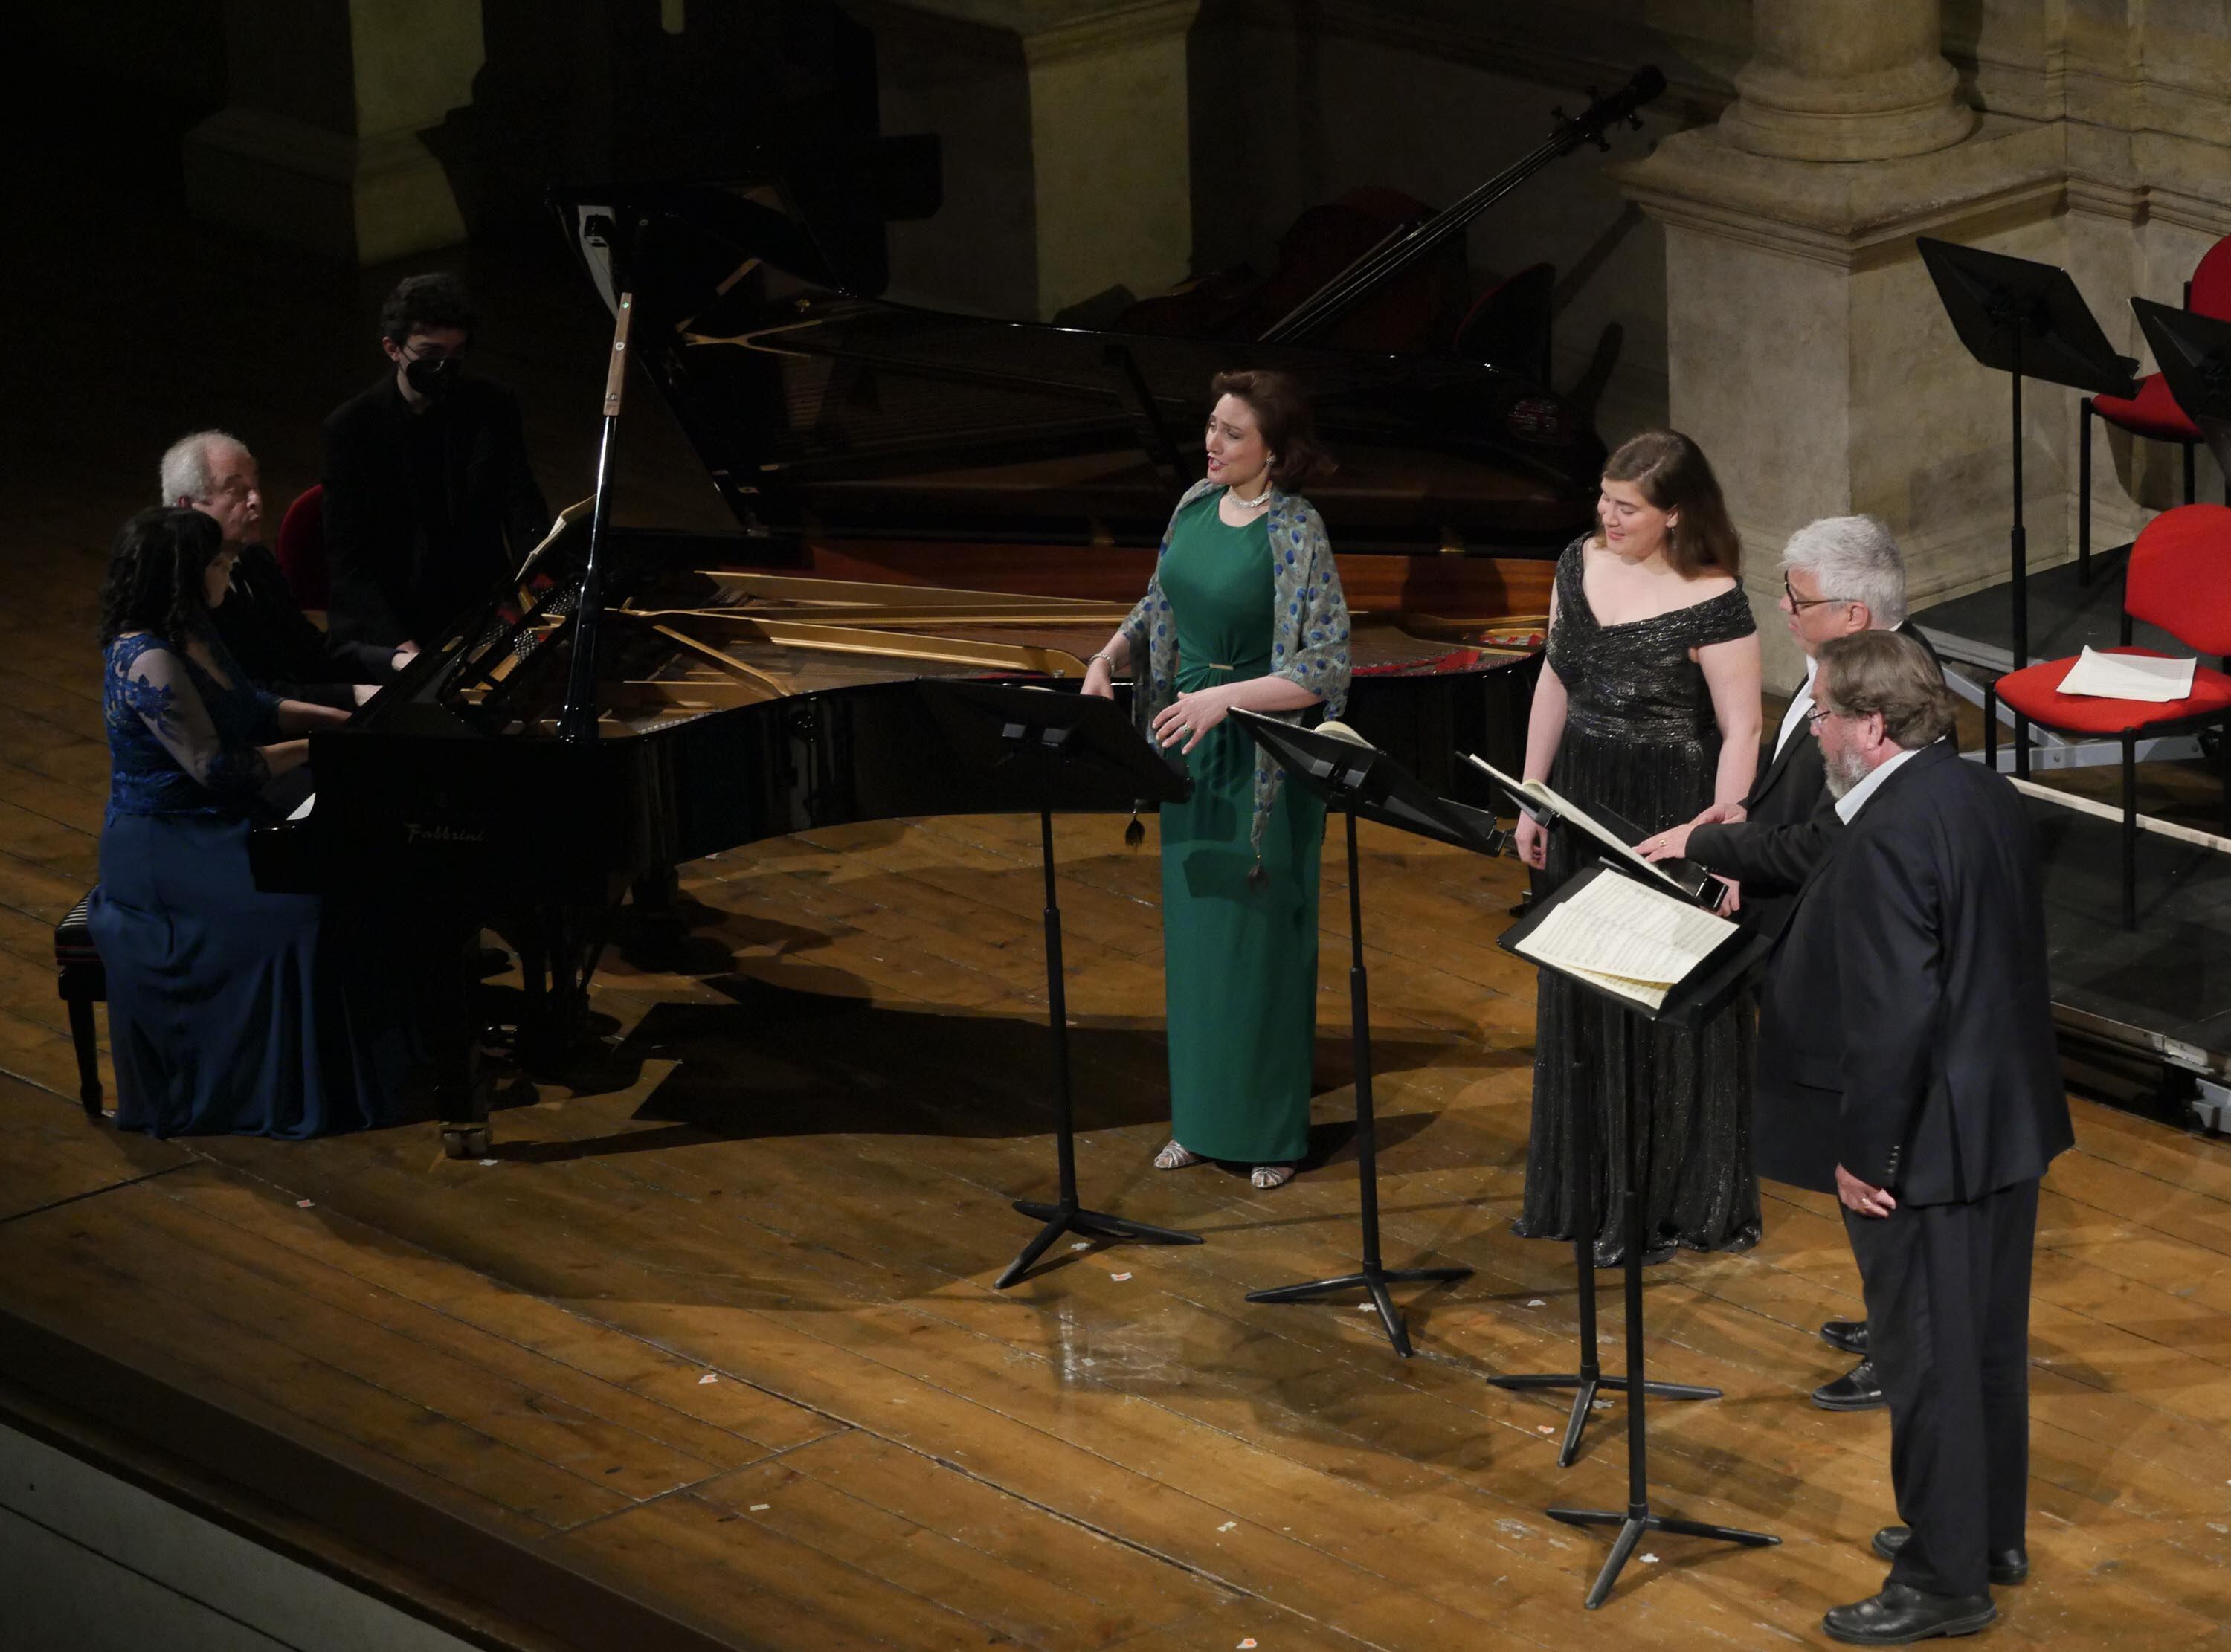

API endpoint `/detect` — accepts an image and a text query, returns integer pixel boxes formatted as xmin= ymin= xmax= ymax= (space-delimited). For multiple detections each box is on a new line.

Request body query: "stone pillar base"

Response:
xmin=1719 ymin=55 xmax=1974 ymax=161
xmin=185 ymin=106 xmax=468 ymax=265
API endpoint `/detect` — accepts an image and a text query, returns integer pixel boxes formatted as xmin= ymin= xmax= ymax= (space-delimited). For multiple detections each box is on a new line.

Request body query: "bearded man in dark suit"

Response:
xmin=1759 ymin=630 xmax=2071 ymax=1645
xmin=1641 ymin=514 xmax=1925 ymax=1407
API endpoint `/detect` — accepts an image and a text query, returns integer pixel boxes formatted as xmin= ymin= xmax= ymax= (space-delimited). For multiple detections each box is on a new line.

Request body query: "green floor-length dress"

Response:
xmin=1157 ymin=491 xmax=1327 ymax=1164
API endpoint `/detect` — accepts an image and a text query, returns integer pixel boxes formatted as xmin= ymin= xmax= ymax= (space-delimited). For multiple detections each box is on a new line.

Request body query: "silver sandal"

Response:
xmin=1250 ymin=1164 xmax=1295 ymax=1190
xmin=1153 ymin=1140 xmax=1203 ymax=1170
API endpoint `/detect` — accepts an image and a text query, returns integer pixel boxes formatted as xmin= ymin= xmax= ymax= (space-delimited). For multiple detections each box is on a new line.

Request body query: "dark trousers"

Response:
xmin=1843 ymin=1178 xmax=2040 ymax=1597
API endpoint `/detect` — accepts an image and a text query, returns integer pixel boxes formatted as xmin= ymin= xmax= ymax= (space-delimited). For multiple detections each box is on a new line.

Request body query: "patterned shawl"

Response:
xmin=1118 ymin=478 xmax=1353 ymax=865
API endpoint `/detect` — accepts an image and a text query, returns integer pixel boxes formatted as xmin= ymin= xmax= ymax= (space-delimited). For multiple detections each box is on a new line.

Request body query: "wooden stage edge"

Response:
xmin=7 ymin=787 xmax=2231 ymax=1648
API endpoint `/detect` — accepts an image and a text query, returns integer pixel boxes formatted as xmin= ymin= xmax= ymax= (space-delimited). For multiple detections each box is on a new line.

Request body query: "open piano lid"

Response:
xmin=556 ymin=175 xmax=1603 ymax=554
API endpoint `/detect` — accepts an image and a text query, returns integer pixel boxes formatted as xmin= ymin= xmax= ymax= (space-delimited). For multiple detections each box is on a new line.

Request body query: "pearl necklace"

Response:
xmin=1229 ymin=482 xmax=1274 ymax=510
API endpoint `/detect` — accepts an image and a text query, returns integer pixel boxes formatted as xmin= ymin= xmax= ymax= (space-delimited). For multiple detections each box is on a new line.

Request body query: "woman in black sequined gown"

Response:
xmin=1510 ymin=431 xmax=1763 ymax=1263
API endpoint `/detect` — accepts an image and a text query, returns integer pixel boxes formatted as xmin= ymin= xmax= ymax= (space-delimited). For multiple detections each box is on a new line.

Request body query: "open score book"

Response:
xmin=1510 ymin=869 xmax=1738 ymax=1010
xmin=1463 ymin=753 xmax=1713 ymax=902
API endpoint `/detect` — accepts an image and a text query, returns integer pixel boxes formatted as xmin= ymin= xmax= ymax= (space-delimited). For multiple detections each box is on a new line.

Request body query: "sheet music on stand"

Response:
xmin=1462 ymin=752 xmax=1715 ymax=903
xmin=1508 ymin=869 xmax=1736 ymax=1010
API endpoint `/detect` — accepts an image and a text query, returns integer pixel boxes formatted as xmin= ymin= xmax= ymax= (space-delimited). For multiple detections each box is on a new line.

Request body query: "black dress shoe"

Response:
xmin=1873 ymin=1526 xmax=2029 ymax=1586
xmin=1821 ymin=1317 xmax=1869 ymax=1356
xmin=1813 ymin=1357 xmax=1887 ymax=1411
xmin=1823 ymin=1582 xmax=1995 ymax=1645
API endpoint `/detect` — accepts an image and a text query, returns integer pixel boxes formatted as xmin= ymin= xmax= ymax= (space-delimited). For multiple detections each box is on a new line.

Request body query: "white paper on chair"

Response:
xmin=1512 ymin=870 xmax=1736 ymax=1012
xmin=2057 ymin=645 xmax=2195 ymax=703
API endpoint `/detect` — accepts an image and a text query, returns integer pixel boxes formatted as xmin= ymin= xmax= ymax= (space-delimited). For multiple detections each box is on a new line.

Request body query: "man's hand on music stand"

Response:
xmin=1641 ymin=799 xmax=1744 ymax=862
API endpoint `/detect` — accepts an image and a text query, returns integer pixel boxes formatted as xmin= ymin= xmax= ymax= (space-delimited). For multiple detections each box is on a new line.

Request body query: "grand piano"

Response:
xmin=251 ymin=166 xmax=1609 ymax=1153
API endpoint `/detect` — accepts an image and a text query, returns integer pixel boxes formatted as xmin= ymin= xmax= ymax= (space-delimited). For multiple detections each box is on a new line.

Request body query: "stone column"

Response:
xmin=1615 ymin=1 xmax=2072 ymax=691
xmin=1719 ymin=0 xmax=1973 ymax=162
xmin=184 ymin=0 xmax=482 ymax=264
xmin=864 ymin=0 xmax=1200 ymax=320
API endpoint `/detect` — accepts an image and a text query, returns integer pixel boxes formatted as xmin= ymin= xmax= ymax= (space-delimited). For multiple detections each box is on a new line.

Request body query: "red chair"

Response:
xmin=275 ymin=483 xmax=329 ymax=612
xmin=2080 ymin=234 xmax=2231 ymax=581
xmin=1986 ymin=503 xmax=2231 ymax=927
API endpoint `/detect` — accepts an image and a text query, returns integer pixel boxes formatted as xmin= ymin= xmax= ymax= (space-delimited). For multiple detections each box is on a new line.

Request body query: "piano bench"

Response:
xmin=54 ymin=891 xmax=106 ymax=1120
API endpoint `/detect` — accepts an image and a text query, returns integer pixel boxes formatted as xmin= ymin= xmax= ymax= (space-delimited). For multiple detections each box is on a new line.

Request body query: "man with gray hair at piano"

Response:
xmin=1641 ymin=512 xmax=1925 ymax=1413
xmin=162 ymin=430 xmax=408 ymax=709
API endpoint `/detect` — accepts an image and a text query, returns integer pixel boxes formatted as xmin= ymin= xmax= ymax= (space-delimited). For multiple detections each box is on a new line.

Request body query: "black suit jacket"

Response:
xmin=1687 ymin=621 xmax=1937 ymax=938
xmin=210 ymin=542 xmax=396 ymax=709
xmin=1687 ymin=698 xmax=1834 ymax=938
xmin=1755 ymin=741 xmax=2071 ymax=1203
xmin=321 ymin=372 xmax=550 ymax=648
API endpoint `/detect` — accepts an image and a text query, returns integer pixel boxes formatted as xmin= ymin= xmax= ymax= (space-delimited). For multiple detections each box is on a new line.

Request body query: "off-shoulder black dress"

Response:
xmin=1513 ymin=540 xmax=1762 ymax=1263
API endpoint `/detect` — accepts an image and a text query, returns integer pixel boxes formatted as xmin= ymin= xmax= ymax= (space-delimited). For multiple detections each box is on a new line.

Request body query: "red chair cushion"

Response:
xmin=1997 ymin=647 xmax=2231 ymax=734
xmin=2093 ymin=372 xmax=2201 ymax=443
xmin=275 ymin=484 xmax=329 ymax=610
xmin=2127 ymin=503 xmax=2231 ymax=655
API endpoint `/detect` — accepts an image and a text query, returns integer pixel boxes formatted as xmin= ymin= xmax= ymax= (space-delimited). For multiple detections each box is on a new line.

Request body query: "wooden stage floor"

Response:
xmin=8 ymin=94 xmax=2231 ymax=1649
xmin=7 ymin=516 xmax=2231 ymax=1649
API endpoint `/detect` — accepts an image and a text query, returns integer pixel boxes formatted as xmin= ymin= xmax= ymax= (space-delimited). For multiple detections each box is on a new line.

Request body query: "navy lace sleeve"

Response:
xmin=105 ymin=638 xmax=272 ymax=810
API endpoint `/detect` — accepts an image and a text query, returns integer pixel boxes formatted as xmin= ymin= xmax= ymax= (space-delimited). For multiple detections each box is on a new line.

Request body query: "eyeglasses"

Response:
xmin=1783 ymin=574 xmax=1847 ymax=610
xmin=1806 ymin=703 xmax=1842 ymax=726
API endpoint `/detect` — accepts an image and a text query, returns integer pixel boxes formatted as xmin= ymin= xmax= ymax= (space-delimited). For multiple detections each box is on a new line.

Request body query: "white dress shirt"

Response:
xmin=1834 ymin=742 xmax=1927 ymax=823
xmin=1773 ymin=655 xmax=1818 ymax=762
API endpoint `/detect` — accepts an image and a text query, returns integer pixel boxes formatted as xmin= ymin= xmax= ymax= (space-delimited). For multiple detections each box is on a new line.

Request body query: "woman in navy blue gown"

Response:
xmin=91 ymin=507 xmax=414 ymax=1138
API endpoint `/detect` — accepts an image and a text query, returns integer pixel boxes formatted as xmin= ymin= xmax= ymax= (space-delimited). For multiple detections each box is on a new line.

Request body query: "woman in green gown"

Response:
xmin=1081 ymin=371 xmax=1351 ymax=1190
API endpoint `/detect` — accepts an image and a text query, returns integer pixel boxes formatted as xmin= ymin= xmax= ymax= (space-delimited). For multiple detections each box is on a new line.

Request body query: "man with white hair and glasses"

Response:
xmin=1641 ymin=514 xmax=1928 ymax=1412
xmin=162 ymin=430 xmax=411 ymax=709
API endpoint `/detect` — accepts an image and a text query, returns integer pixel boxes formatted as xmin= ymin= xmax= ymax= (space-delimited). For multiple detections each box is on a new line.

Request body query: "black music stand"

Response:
xmin=1918 ymin=239 xmax=2138 ymax=667
xmin=2134 ymin=297 xmax=2231 ymax=474
xmin=1472 ymin=772 xmax=1722 ymax=1466
xmin=1498 ymin=864 xmax=1778 ymax=1608
xmin=922 ymin=681 xmax=1203 ymax=1289
xmin=1227 ymin=709 xmax=1498 ymax=1358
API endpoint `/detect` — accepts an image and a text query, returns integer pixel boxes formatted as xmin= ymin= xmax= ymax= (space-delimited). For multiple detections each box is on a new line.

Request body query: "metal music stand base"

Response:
xmin=1246 ymin=1261 xmax=1474 ymax=1361
xmin=995 ymin=808 xmax=1202 ymax=1291
xmin=1243 ymin=807 xmax=1472 ymax=1360
xmin=1487 ymin=1367 xmax=1721 ymax=1471
xmin=1546 ymin=1504 xmax=1781 ymax=1611
xmin=1540 ymin=1036 xmax=1775 ymax=1606
xmin=1484 ymin=1032 xmax=1719 ymax=1466
xmin=999 ymin=1198 xmax=1199 ymax=1292
xmin=1539 ymin=1204 xmax=1774 ymax=1610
